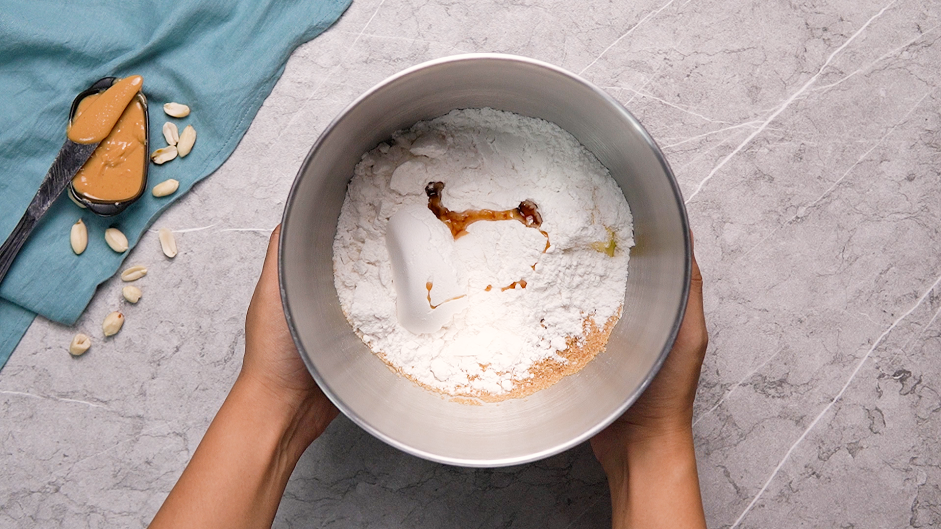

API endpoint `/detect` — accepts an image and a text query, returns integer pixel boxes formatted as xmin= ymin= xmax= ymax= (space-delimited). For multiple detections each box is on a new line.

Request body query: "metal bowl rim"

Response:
xmin=279 ymin=53 xmax=691 ymax=467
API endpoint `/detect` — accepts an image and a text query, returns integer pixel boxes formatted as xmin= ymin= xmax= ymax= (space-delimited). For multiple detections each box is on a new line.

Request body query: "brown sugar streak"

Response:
xmin=473 ymin=310 xmax=621 ymax=402
xmin=368 ymin=309 xmax=621 ymax=404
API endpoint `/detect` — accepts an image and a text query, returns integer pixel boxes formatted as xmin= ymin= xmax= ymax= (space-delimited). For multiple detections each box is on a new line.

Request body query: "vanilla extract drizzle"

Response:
xmin=425 ymin=281 xmax=466 ymax=309
xmin=501 ymin=280 xmax=527 ymax=291
xmin=484 ymin=280 xmax=528 ymax=292
xmin=425 ymin=181 xmax=544 ymax=296
xmin=425 ymin=181 xmax=550 ymax=251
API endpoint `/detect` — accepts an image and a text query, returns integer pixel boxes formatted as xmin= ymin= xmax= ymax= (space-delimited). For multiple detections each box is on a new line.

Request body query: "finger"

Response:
xmin=248 ymin=226 xmax=282 ymax=313
xmin=689 ymin=242 xmax=703 ymax=298
xmin=674 ymin=231 xmax=707 ymax=353
xmin=689 ymin=229 xmax=702 ymax=283
xmin=261 ymin=224 xmax=281 ymax=278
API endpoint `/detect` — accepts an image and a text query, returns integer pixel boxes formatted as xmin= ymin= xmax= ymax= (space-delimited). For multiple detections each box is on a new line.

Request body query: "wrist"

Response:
xmin=605 ymin=426 xmax=705 ymax=529
xmin=623 ymin=413 xmax=693 ymax=446
xmin=624 ymin=425 xmax=695 ymax=465
xmin=231 ymin=373 xmax=320 ymax=464
xmin=603 ymin=423 xmax=695 ymax=485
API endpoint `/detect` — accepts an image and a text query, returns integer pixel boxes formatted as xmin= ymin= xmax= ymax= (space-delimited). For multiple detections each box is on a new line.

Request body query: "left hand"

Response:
xmin=241 ymin=225 xmax=338 ymax=443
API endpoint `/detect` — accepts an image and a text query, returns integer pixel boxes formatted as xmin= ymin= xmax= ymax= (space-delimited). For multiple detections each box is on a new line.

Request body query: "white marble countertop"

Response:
xmin=3 ymin=0 xmax=940 ymax=527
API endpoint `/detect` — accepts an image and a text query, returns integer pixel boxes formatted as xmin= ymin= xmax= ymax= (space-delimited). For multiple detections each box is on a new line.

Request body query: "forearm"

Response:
xmin=150 ymin=374 xmax=315 ymax=529
xmin=607 ymin=428 xmax=706 ymax=529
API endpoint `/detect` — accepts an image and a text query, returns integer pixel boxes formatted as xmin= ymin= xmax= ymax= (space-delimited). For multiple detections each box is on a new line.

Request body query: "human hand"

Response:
xmin=151 ymin=226 xmax=340 ymax=529
xmin=590 ymin=231 xmax=707 ymax=475
xmin=241 ymin=225 xmax=338 ymax=447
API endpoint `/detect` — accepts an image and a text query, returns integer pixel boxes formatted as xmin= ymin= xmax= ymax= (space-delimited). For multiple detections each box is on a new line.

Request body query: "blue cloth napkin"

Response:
xmin=0 ymin=0 xmax=351 ymax=371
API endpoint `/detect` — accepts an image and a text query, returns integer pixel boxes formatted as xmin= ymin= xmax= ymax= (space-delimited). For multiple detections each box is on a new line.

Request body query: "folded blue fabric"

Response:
xmin=0 ymin=0 xmax=351 ymax=372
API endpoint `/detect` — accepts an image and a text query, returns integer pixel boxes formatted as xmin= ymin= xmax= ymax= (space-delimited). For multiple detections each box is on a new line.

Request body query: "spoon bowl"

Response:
xmin=67 ymin=76 xmax=150 ymax=216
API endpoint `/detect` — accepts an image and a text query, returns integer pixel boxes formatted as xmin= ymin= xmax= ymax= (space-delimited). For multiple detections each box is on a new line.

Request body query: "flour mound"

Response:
xmin=332 ymin=108 xmax=634 ymax=399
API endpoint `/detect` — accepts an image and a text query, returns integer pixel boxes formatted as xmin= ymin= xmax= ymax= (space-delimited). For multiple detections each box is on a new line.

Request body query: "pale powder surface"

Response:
xmin=332 ymin=108 xmax=633 ymax=399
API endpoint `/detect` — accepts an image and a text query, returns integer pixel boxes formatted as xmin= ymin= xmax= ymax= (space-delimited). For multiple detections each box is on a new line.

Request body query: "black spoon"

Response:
xmin=0 ymin=78 xmax=113 ymax=285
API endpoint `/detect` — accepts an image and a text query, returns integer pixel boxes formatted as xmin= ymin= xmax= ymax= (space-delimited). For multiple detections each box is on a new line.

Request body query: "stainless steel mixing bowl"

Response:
xmin=280 ymin=54 xmax=690 ymax=467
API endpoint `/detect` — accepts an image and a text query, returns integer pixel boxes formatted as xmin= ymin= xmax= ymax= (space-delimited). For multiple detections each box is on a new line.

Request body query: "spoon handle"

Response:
xmin=0 ymin=140 xmax=98 ymax=285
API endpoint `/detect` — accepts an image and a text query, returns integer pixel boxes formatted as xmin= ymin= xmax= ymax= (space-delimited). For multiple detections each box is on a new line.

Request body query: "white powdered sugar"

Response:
xmin=332 ymin=108 xmax=634 ymax=398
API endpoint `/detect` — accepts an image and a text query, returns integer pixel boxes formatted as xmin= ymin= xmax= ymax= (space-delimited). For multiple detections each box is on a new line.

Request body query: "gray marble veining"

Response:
xmin=2 ymin=0 xmax=940 ymax=527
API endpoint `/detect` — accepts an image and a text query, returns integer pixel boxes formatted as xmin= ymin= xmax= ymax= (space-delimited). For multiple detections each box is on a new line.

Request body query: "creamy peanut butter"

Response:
xmin=71 ymin=92 xmax=147 ymax=202
xmin=67 ymin=75 xmax=143 ymax=144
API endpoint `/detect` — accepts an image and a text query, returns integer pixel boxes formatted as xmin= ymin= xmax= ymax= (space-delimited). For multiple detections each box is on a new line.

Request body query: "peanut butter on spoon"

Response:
xmin=68 ymin=75 xmax=149 ymax=207
xmin=71 ymin=92 xmax=147 ymax=202
xmin=67 ymin=75 xmax=143 ymax=144
xmin=0 ymin=75 xmax=146 ymax=284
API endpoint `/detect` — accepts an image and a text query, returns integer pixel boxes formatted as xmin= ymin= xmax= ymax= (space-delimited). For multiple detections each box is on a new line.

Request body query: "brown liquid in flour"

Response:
xmin=425 ymin=181 xmax=550 ymax=250
xmin=425 ymin=281 xmax=465 ymax=309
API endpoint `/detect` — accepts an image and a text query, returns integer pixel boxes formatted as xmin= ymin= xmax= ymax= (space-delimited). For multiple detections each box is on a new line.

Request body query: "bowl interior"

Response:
xmin=280 ymin=55 xmax=690 ymax=467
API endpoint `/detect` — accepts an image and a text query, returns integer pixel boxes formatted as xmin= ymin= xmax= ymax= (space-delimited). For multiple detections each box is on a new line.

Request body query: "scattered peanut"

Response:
xmin=69 ymin=333 xmax=91 ymax=356
xmin=105 ymin=227 xmax=128 ymax=253
xmin=122 ymin=285 xmax=142 ymax=303
xmin=163 ymin=102 xmax=190 ymax=118
xmin=121 ymin=265 xmax=148 ymax=282
xmin=102 ymin=312 xmax=125 ymax=337
xmin=158 ymin=228 xmax=177 ymax=258
xmin=70 ymin=219 xmax=87 ymax=255
xmin=162 ymin=122 xmax=180 ymax=146
xmin=66 ymin=98 xmax=192 ymax=358
xmin=151 ymin=145 xmax=178 ymax=165
xmin=177 ymin=125 xmax=196 ymax=157
xmin=152 ymin=179 xmax=179 ymax=197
